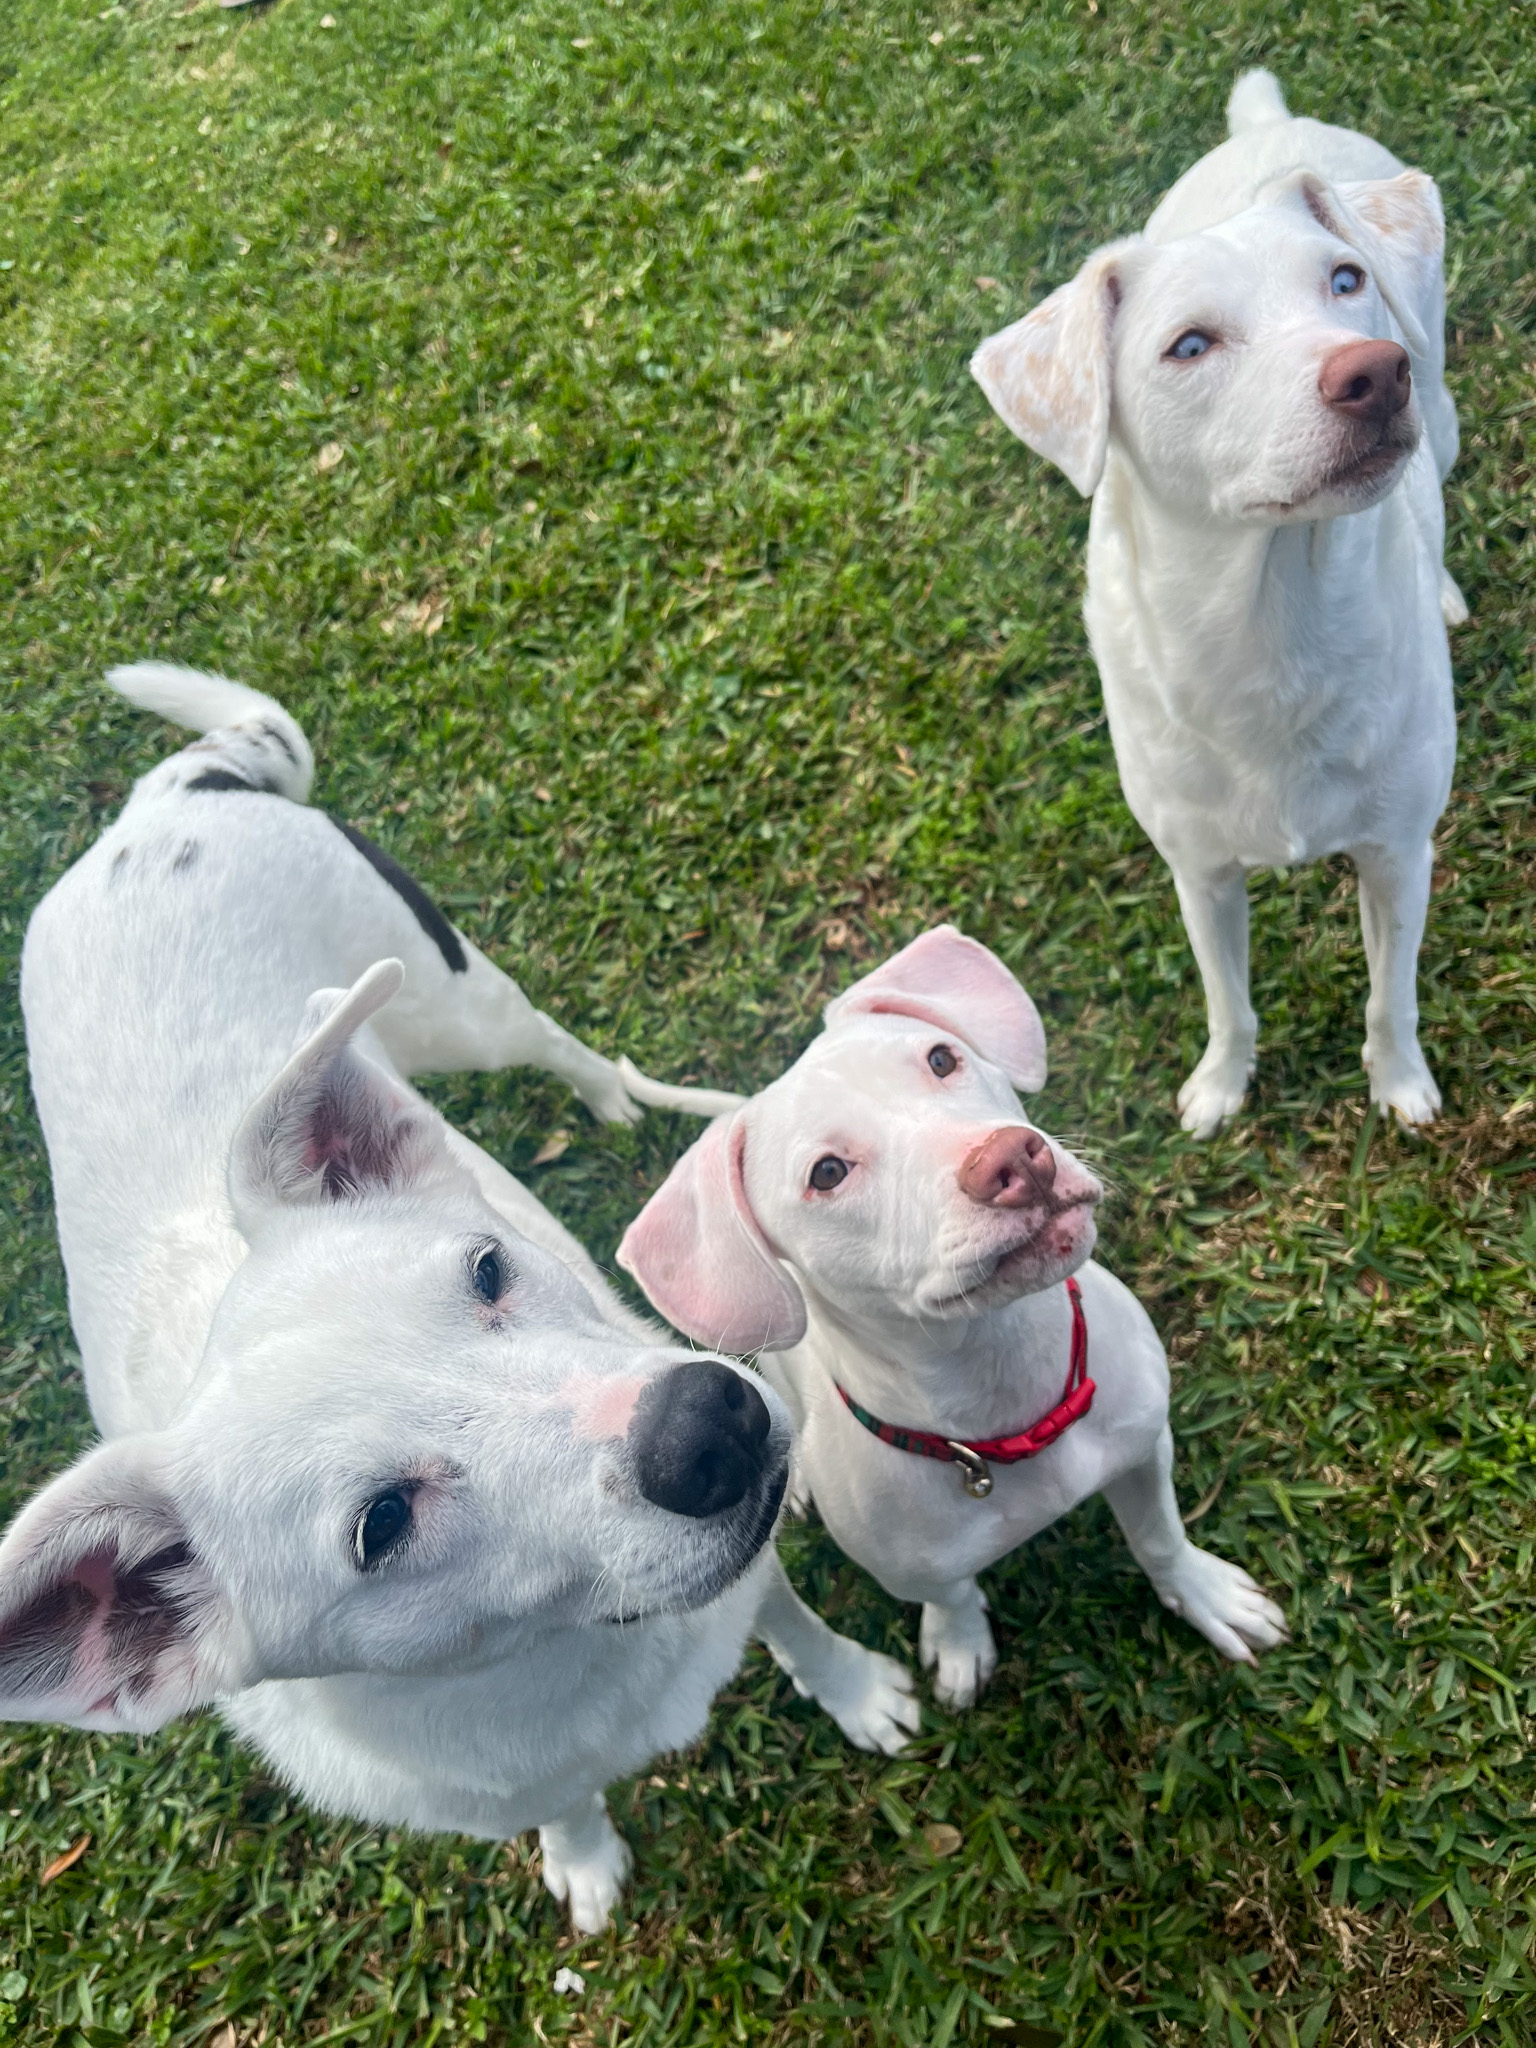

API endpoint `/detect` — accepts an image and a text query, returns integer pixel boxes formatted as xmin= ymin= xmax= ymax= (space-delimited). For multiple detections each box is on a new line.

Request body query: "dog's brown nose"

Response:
xmin=957 ymin=1127 xmax=1056 ymax=1208
xmin=1318 ymin=339 xmax=1410 ymax=423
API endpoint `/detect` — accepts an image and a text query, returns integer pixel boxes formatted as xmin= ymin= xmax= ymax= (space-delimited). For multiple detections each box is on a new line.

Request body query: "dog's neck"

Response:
xmin=1089 ymin=444 xmax=1410 ymax=716
xmin=792 ymin=1272 xmax=1080 ymax=1441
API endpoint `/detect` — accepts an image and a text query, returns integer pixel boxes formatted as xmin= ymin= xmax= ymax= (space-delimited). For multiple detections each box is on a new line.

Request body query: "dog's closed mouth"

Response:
xmin=929 ymin=1201 xmax=1095 ymax=1314
xmin=1252 ymin=428 xmax=1416 ymax=516
xmin=598 ymin=1459 xmax=788 ymax=1623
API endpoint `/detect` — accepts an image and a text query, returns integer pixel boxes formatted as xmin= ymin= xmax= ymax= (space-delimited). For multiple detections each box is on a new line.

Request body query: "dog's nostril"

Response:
xmin=629 ymin=1360 xmax=771 ymax=1519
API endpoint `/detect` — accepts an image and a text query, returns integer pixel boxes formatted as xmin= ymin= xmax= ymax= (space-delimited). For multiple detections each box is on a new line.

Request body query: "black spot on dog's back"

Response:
xmin=259 ymin=720 xmax=301 ymax=768
xmin=328 ymin=817 xmax=468 ymax=974
xmin=186 ymin=768 xmax=276 ymax=795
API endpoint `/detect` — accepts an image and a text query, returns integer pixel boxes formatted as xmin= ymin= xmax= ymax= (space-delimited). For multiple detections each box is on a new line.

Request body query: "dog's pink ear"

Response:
xmin=618 ymin=1114 xmax=806 ymax=1354
xmin=229 ymin=959 xmax=462 ymax=1232
xmin=970 ymin=239 xmax=1138 ymax=497
xmin=0 ymin=1439 xmax=245 ymax=1734
xmin=823 ymin=926 xmax=1048 ymax=1091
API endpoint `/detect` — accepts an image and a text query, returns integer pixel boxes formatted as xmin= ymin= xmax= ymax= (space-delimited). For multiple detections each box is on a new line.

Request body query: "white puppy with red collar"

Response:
xmin=971 ymin=70 xmax=1460 ymax=1136
xmin=619 ymin=928 xmax=1287 ymax=1708
xmin=7 ymin=665 xmax=915 ymax=1934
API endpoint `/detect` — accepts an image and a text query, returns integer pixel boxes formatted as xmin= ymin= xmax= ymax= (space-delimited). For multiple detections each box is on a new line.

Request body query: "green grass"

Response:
xmin=0 ymin=0 xmax=1532 ymax=2040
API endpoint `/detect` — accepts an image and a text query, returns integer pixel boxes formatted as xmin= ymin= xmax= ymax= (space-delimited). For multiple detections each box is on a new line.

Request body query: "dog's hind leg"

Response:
xmin=1103 ymin=1431 xmax=1288 ymax=1664
xmin=1170 ymin=862 xmax=1257 ymax=1138
xmin=537 ymin=1792 xmax=633 ymax=1934
xmin=363 ymin=920 xmax=640 ymax=1126
xmin=754 ymin=1551 xmax=919 ymax=1752
xmin=1352 ymin=836 xmax=1440 ymax=1127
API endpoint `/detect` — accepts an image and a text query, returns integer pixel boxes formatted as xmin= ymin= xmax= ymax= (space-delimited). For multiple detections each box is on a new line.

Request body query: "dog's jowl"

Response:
xmin=4 ymin=663 xmax=915 ymax=1932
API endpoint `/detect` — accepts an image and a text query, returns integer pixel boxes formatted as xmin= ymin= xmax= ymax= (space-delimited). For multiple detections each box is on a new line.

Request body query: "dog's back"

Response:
xmin=1147 ymin=70 xmax=1405 ymax=244
xmin=22 ymin=670 xmax=461 ymax=1428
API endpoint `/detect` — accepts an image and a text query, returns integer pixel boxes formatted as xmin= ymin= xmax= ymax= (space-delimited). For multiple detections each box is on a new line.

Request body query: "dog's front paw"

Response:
xmin=1364 ymin=1044 xmax=1441 ymax=1128
xmin=821 ymin=1647 xmax=921 ymax=1754
xmin=1160 ymin=1548 xmax=1288 ymax=1667
xmin=919 ymin=1597 xmax=997 ymax=1711
xmin=538 ymin=1799 xmax=633 ymax=1934
xmin=1175 ymin=1047 xmax=1253 ymax=1138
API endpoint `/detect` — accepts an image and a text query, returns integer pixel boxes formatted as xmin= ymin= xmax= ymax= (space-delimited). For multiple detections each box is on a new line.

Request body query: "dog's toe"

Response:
xmin=1176 ymin=1053 xmax=1251 ymax=1138
xmin=823 ymin=1648 xmax=920 ymax=1754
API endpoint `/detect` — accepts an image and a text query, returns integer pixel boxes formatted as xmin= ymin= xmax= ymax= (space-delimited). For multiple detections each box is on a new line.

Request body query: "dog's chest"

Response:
xmin=1086 ymin=504 xmax=1451 ymax=865
xmin=796 ymin=1370 xmax=1105 ymax=1587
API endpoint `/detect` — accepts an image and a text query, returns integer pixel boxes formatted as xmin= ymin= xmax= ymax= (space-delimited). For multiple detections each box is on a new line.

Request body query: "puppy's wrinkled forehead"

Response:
xmin=763 ymin=1012 xmax=1014 ymax=1123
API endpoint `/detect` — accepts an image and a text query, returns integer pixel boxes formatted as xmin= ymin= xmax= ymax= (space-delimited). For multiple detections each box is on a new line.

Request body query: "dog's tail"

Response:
xmin=616 ymin=1056 xmax=746 ymax=1119
xmin=107 ymin=662 xmax=315 ymax=804
xmin=1227 ymin=69 xmax=1290 ymax=136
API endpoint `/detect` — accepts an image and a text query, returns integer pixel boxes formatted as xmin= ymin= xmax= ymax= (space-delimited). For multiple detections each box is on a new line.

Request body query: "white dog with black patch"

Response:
xmin=5 ymin=665 xmax=915 ymax=1933
xmin=619 ymin=928 xmax=1287 ymax=1709
xmin=971 ymin=70 xmax=1460 ymax=1136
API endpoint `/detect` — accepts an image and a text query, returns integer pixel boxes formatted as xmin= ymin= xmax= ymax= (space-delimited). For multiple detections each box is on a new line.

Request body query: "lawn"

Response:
xmin=0 ymin=0 xmax=1532 ymax=2040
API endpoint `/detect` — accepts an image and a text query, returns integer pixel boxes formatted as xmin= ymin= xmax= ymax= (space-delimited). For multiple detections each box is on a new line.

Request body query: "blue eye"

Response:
xmin=1167 ymin=329 xmax=1215 ymax=360
xmin=354 ymin=1489 xmax=412 ymax=1569
xmin=1331 ymin=264 xmax=1365 ymax=296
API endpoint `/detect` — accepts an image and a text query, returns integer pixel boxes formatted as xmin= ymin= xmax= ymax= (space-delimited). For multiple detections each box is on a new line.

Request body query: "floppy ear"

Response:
xmin=822 ymin=925 xmax=1047 ymax=1092
xmin=1294 ymin=169 xmax=1456 ymax=479
xmin=229 ymin=959 xmax=461 ymax=1233
xmin=0 ymin=1439 xmax=246 ymax=1733
xmin=617 ymin=1113 xmax=807 ymax=1355
xmin=1295 ymin=169 xmax=1443 ymax=361
xmin=970 ymin=239 xmax=1138 ymax=497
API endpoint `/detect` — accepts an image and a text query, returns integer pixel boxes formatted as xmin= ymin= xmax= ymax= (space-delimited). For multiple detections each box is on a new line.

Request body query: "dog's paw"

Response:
xmin=1440 ymin=569 xmax=1468 ymax=628
xmin=790 ymin=1642 xmax=920 ymax=1754
xmin=1159 ymin=1547 xmax=1288 ymax=1666
xmin=538 ymin=1802 xmax=632 ymax=1935
xmin=1175 ymin=1048 xmax=1253 ymax=1139
xmin=919 ymin=1599 xmax=997 ymax=1711
xmin=1365 ymin=1046 xmax=1441 ymax=1128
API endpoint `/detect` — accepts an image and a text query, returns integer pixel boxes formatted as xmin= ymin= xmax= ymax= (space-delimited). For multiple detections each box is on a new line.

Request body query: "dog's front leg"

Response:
xmin=1169 ymin=863 xmax=1257 ymax=1137
xmin=753 ymin=1550 xmax=919 ymax=1753
xmin=1352 ymin=837 xmax=1440 ymax=1126
xmin=1103 ymin=1431 xmax=1288 ymax=1665
xmin=537 ymin=1791 xmax=633 ymax=1933
xmin=917 ymin=1580 xmax=996 ymax=1710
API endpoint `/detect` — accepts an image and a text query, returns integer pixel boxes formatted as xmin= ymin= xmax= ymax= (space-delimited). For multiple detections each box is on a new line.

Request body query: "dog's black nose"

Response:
xmin=630 ymin=1361 xmax=772 ymax=1519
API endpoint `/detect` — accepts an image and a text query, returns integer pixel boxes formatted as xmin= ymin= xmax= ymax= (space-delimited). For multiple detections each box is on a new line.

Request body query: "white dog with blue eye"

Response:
xmin=972 ymin=70 xmax=1461 ymax=1136
xmin=4 ymin=665 xmax=916 ymax=1934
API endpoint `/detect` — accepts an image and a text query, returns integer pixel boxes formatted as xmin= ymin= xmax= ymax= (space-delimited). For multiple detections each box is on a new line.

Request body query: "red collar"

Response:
xmin=834 ymin=1275 xmax=1094 ymax=1499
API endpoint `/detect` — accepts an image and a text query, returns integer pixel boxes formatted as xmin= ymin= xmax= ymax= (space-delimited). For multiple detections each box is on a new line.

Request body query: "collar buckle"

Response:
xmin=946 ymin=1441 xmax=994 ymax=1499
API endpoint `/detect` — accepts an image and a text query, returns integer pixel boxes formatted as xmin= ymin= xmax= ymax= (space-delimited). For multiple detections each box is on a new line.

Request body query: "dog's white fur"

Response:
xmin=972 ymin=70 xmax=1460 ymax=1136
xmin=619 ymin=928 xmax=1287 ymax=1708
xmin=8 ymin=666 xmax=915 ymax=1932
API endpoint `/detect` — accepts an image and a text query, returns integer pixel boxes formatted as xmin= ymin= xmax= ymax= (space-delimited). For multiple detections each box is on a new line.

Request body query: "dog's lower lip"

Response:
xmin=931 ymin=1202 xmax=1094 ymax=1312
xmin=598 ymin=1460 xmax=788 ymax=1622
xmin=1252 ymin=441 xmax=1408 ymax=515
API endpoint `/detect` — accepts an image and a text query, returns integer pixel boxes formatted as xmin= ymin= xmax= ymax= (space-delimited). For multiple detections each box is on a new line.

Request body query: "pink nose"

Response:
xmin=1318 ymin=339 xmax=1410 ymax=424
xmin=957 ymin=1127 xmax=1057 ymax=1208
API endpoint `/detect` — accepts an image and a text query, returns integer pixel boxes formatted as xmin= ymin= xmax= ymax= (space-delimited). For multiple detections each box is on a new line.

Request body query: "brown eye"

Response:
xmin=808 ymin=1156 xmax=849 ymax=1192
xmin=927 ymin=1044 xmax=958 ymax=1078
